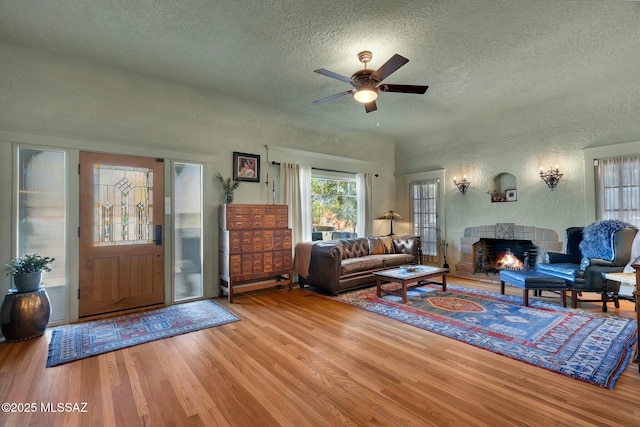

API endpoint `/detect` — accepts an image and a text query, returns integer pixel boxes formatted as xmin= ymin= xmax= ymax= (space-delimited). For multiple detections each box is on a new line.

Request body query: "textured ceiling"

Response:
xmin=2 ymin=1 xmax=639 ymax=139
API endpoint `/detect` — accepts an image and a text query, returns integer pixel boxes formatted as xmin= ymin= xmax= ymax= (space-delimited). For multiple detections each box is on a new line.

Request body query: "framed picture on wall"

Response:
xmin=505 ymin=189 xmax=517 ymax=202
xmin=233 ymin=152 xmax=260 ymax=182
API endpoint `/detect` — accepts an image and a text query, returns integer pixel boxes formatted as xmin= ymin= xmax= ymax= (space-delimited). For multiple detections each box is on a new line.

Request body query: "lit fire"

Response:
xmin=496 ymin=249 xmax=524 ymax=270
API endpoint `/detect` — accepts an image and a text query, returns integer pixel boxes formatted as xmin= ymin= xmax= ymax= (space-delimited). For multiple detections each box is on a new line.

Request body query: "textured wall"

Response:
xmin=0 ymin=42 xmax=397 ymax=300
xmin=0 ymin=42 xmax=397 ymax=207
xmin=394 ymin=64 xmax=640 ymax=265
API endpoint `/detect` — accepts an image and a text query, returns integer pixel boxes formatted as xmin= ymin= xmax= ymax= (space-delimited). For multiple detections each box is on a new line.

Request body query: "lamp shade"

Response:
xmin=377 ymin=210 xmax=403 ymax=221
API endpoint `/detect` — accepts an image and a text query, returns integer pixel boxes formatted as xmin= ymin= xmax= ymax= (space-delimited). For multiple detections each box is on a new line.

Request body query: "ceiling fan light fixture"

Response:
xmin=353 ymin=86 xmax=378 ymax=103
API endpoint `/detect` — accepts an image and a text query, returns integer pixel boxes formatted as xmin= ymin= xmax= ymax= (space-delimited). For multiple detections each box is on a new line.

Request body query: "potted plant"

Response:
xmin=5 ymin=254 xmax=55 ymax=293
xmin=216 ymin=173 xmax=240 ymax=203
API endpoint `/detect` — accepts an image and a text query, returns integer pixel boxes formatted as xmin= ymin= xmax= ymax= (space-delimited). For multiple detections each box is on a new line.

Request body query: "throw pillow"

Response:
xmin=378 ymin=236 xmax=395 ymax=254
xmin=368 ymin=237 xmax=385 ymax=255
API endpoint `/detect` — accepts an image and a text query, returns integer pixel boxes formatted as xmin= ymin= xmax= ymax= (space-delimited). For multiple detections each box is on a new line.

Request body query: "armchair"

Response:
xmin=537 ymin=221 xmax=638 ymax=311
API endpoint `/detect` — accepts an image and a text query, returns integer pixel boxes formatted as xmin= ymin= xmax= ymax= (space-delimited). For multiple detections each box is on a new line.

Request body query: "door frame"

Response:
xmin=78 ymin=151 xmax=166 ymax=317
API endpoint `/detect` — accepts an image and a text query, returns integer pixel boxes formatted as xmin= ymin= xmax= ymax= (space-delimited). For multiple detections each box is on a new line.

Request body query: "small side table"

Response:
xmin=0 ymin=287 xmax=51 ymax=342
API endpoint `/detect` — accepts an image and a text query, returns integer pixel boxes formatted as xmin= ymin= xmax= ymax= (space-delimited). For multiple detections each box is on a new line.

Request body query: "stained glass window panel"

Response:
xmin=92 ymin=164 xmax=154 ymax=246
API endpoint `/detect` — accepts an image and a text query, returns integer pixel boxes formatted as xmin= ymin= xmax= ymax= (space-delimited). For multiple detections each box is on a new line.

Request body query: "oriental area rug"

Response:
xmin=46 ymin=300 xmax=239 ymax=367
xmin=329 ymin=283 xmax=637 ymax=389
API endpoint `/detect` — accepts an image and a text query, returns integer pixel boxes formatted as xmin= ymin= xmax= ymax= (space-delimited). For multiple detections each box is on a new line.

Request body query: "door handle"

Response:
xmin=154 ymin=225 xmax=162 ymax=245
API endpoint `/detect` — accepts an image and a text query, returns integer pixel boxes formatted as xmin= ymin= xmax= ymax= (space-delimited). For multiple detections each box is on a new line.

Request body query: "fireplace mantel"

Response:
xmin=457 ymin=223 xmax=562 ymax=273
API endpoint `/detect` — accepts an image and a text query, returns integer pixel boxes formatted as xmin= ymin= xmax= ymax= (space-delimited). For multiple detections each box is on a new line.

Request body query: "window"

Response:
xmin=595 ymin=156 xmax=640 ymax=226
xmin=16 ymin=147 xmax=67 ymax=322
xmin=173 ymin=162 xmax=203 ymax=301
xmin=311 ymin=172 xmax=358 ymax=238
xmin=410 ymin=179 xmax=440 ymax=263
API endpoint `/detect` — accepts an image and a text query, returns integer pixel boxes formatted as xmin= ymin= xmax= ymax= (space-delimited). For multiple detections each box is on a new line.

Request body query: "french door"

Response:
xmin=79 ymin=152 xmax=165 ymax=317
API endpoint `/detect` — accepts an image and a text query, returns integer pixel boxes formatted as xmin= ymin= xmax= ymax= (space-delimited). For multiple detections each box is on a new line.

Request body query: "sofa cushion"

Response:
xmin=392 ymin=236 xmax=417 ymax=255
xmin=380 ymin=254 xmax=416 ymax=267
xmin=537 ymin=262 xmax=584 ymax=282
xmin=339 ymin=238 xmax=370 ymax=259
xmin=341 ymin=256 xmax=385 ymax=275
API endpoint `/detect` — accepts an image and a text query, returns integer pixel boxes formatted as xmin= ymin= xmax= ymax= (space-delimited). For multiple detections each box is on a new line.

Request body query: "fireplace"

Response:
xmin=473 ymin=238 xmax=538 ymax=274
xmin=456 ymin=223 xmax=562 ymax=274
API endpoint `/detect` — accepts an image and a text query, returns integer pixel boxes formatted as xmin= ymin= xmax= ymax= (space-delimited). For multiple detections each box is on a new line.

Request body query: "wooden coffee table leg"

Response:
xmin=442 ymin=273 xmax=447 ymax=291
xmin=377 ymin=277 xmax=382 ymax=298
xmin=402 ymin=281 xmax=408 ymax=304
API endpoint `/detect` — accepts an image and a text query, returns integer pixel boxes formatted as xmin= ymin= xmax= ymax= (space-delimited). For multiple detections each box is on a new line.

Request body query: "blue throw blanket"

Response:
xmin=579 ymin=219 xmax=635 ymax=260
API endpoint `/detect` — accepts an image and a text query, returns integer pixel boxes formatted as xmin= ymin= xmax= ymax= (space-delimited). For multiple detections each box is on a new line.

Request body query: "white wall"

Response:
xmin=0 ymin=42 xmax=396 ymax=317
xmin=394 ymin=64 xmax=640 ymax=268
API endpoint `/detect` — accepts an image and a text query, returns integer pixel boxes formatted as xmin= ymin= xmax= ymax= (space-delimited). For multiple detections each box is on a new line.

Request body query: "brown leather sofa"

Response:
xmin=298 ymin=235 xmax=420 ymax=295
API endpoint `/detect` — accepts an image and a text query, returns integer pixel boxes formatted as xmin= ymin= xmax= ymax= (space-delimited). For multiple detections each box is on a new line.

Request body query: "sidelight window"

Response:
xmin=16 ymin=147 xmax=67 ymax=322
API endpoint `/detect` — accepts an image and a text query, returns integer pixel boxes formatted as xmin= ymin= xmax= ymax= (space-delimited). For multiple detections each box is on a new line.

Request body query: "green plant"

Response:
xmin=5 ymin=254 xmax=55 ymax=275
xmin=216 ymin=173 xmax=240 ymax=194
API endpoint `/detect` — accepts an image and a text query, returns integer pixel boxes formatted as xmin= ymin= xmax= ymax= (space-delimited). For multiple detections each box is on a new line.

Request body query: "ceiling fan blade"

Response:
xmin=314 ymin=68 xmax=353 ymax=84
xmin=364 ymin=101 xmax=377 ymax=113
xmin=379 ymin=84 xmax=429 ymax=94
xmin=370 ymin=54 xmax=409 ymax=82
xmin=313 ymin=90 xmax=353 ymax=104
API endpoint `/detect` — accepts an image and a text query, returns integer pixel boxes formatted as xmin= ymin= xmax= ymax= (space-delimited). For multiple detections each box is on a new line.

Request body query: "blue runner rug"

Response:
xmin=329 ymin=284 xmax=637 ymax=389
xmin=47 ymin=300 xmax=238 ymax=367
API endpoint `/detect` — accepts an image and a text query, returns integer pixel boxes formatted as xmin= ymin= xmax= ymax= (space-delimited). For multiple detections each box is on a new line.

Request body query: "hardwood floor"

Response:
xmin=1 ymin=276 xmax=638 ymax=426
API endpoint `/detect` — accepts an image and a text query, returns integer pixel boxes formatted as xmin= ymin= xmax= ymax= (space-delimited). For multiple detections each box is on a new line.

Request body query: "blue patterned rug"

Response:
xmin=47 ymin=300 xmax=239 ymax=367
xmin=329 ymin=284 xmax=637 ymax=389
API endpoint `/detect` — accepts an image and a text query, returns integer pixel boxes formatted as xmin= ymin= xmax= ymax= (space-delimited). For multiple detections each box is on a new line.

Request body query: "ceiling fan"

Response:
xmin=313 ymin=51 xmax=429 ymax=113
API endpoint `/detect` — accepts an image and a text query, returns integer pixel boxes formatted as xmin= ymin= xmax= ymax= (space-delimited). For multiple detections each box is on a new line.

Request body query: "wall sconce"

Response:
xmin=453 ymin=176 xmax=470 ymax=194
xmin=539 ymin=165 xmax=563 ymax=190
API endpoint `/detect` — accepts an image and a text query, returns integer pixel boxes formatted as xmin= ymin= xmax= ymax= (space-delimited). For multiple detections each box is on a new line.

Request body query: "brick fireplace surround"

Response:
xmin=456 ymin=223 xmax=563 ymax=274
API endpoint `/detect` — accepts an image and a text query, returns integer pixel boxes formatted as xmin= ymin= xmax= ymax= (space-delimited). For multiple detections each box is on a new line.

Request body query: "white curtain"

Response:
xmin=596 ymin=156 xmax=640 ymax=225
xmin=280 ymin=163 xmax=311 ymax=245
xmin=299 ymin=165 xmax=312 ymax=242
xmin=596 ymin=156 xmax=640 ymax=271
xmin=356 ymin=172 xmax=373 ymax=237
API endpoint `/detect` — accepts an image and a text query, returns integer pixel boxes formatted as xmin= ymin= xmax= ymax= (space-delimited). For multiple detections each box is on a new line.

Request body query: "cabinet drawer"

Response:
xmin=239 ymin=231 xmax=262 ymax=252
xmin=276 ymin=215 xmax=288 ymax=228
xmin=282 ymin=229 xmax=292 ymax=249
xmin=262 ymin=230 xmax=274 ymax=250
xmin=229 ymin=231 xmax=242 ymax=253
xmin=226 ymin=206 xmax=252 ymax=215
xmin=241 ymin=254 xmax=253 ymax=274
xmin=263 ymin=252 xmax=273 ymax=272
xmin=227 ymin=220 xmax=251 ymax=230
xmin=229 ymin=254 xmax=242 ymax=276
xmin=273 ymin=230 xmax=289 ymax=249
xmin=264 ymin=214 xmax=276 ymax=228
xmin=252 ymin=253 xmax=263 ymax=273
xmin=283 ymin=251 xmax=293 ymax=269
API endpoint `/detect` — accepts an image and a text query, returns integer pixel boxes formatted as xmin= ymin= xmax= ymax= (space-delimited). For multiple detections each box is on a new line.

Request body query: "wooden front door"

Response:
xmin=79 ymin=152 xmax=165 ymax=317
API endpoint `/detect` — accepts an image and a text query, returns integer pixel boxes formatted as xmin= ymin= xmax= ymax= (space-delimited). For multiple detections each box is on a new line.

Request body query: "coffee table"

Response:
xmin=374 ymin=265 xmax=449 ymax=303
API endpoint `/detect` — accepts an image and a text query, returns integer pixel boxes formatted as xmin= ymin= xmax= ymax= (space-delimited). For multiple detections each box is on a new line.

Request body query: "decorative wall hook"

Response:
xmin=539 ymin=166 xmax=563 ymax=190
xmin=453 ymin=176 xmax=470 ymax=194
